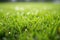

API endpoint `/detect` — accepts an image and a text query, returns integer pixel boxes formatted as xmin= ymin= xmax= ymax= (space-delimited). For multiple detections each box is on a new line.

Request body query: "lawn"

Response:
xmin=0 ymin=3 xmax=60 ymax=40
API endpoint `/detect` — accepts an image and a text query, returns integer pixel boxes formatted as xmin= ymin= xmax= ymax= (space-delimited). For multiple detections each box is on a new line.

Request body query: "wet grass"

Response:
xmin=0 ymin=3 xmax=60 ymax=40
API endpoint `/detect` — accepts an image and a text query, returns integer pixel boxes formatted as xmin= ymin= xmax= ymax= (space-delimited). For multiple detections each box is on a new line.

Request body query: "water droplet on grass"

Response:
xmin=9 ymin=32 xmax=11 ymax=34
xmin=27 ymin=12 xmax=30 ymax=15
xmin=15 ymin=6 xmax=19 ymax=11
xmin=25 ymin=29 xmax=27 ymax=32
xmin=37 ymin=17 xmax=40 ymax=19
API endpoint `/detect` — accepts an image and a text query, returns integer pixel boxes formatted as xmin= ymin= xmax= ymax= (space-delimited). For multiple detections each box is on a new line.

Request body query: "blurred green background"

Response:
xmin=0 ymin=0 xmax=60 ymax=40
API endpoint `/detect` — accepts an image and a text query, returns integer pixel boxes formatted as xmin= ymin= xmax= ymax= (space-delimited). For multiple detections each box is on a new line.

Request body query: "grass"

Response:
xmin=0 ymin=3 xmax=60 ymax=40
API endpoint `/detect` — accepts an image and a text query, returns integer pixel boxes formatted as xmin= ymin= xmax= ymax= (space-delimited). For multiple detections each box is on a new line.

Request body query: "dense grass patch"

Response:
xmin=0 ymin=3 xmax=60 ymax=40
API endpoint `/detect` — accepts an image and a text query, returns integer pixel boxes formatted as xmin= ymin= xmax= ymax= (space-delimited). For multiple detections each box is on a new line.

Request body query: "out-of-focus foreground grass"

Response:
xmin=0 ymin=3 xmax=60 ymax=40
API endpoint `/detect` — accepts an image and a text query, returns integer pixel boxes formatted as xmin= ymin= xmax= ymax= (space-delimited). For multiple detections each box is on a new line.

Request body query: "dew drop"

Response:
xmin=25 ymin=29 xmax=27 ymax=31
xmin=9 ymin=32 xmax=11 ymax=34
xmin=27 ymin=12 xmax=30 ymax=15
xmin=15 ymin=6 xmax=19 ymax=10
